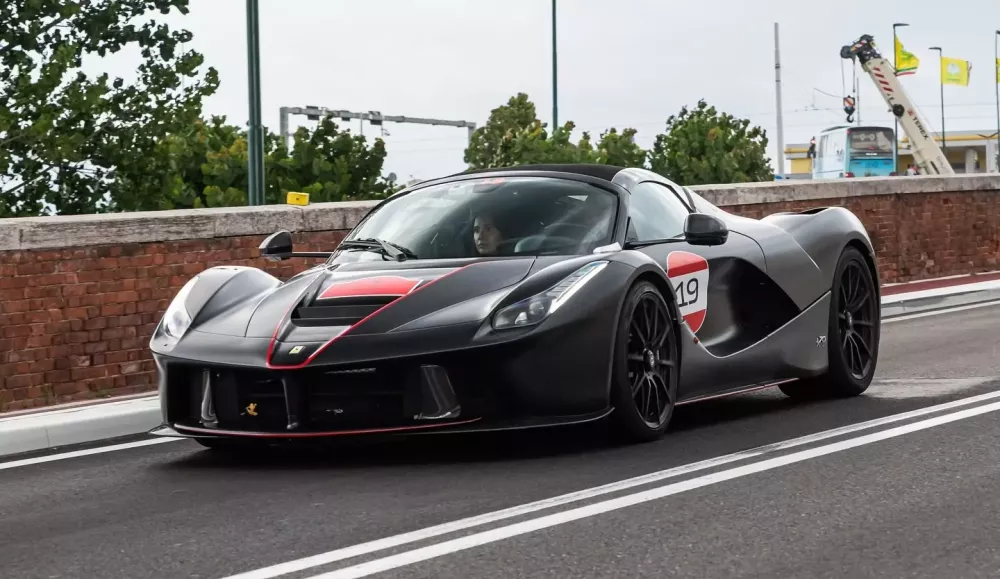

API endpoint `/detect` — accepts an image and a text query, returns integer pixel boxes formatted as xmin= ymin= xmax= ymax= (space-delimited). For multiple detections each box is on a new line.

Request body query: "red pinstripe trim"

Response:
xmin=175 ymin=417 xmax=482 ymax=438
xmin=675 ymin=379 xmax=798 ymax=406
xmin=265 ymin=263 xmax=479 ymax=370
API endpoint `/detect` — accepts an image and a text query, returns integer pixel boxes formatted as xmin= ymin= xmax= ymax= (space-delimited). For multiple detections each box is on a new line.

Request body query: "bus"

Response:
xmin=811 ymin=125 xmax=897 ymax=179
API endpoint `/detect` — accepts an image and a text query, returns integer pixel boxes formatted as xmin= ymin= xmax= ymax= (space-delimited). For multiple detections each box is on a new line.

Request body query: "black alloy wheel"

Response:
xmin=610 ymin=281 xmax=680 ymax=442
xmin=781 ymin=246 xmax=880 ymax=400
xmin=837 ymin=259 xmax=877 ymax=380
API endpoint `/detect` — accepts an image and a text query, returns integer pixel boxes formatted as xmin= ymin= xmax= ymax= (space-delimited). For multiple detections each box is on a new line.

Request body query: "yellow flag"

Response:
xmin=941 ymin=56 xmax=971 ymax=86
xmin=894 ymin=37 xmax=919 ymax=76
xmin=996 ymin=57 xmax=1000 ymax=84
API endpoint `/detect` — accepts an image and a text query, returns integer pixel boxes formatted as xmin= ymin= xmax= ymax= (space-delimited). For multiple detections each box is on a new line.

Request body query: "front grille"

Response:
xmin=291 ymin=296 xmax=398 ymax=327
xmin=164 ymin=349 xmax=506 ymax=435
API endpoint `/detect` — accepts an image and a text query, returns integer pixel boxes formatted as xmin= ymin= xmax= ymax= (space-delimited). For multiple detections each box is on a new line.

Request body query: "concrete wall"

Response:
xmin=2 ymin=174 xmax=999 ymax=411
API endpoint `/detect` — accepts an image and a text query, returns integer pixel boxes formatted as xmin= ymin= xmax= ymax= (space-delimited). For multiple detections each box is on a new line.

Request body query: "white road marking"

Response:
xmin=883 ymin=299 xmax=1000 ymax=323
xmin=303 ymin=400 xmax=1000 ymax=579
xmin=220 ymin=389 xmax=1000 ymax=579
xmin=0 ymin=437 xmax=181 ymax=471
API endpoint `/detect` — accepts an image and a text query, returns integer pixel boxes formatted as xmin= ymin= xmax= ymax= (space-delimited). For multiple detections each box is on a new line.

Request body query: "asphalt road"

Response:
xmin=2 ymin=302 xmax=999 ymax=579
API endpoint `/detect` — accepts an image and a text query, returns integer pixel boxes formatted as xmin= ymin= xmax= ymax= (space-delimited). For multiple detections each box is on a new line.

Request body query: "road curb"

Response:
xmin=1 ymin=396 xmax=161 ymax=459
xmin=3 ymin=280 xmax=1000 ymax=460
xmin=880 ymin=279 xmax=1000 ymax=318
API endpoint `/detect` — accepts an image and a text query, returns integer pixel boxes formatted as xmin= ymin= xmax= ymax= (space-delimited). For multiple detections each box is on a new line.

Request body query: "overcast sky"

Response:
xmin=97 ymin=0 xmax=1000 ymax=181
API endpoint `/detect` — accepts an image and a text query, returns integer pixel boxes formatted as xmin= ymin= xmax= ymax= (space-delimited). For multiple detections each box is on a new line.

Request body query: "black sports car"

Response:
xmin=148 ymin=164 xmax=881 ymax=448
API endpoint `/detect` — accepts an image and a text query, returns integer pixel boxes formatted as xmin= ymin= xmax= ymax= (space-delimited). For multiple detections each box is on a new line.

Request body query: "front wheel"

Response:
xmin=609 ymin=281 xmax=680 ymax=443
xmin=781 ymin=246 xmax=880 ymax=399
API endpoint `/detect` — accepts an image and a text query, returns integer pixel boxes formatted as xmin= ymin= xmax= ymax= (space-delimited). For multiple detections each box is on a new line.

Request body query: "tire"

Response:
xmin=609 ymin=280 xmax=681 ymax=443
xmin=780 ymin=246 xmax=880 ymax=400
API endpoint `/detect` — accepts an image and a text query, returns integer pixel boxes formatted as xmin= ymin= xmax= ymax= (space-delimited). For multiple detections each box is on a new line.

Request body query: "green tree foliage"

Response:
xmin=112 ymin=115 xmax=397 ymax=211
xmin=463 ymin=93 xmax=638 ymax=169
xmin=269 ymin=116 xmax=396 ymax=205
xmin=647 ymin=100 xmax=773 ymax=185
xmin=594 ymin=128 xmax=646 ymax=167
xmin=463 ymin=93 xmax=539 ymax=169
xmin=463 ymin=94 xmax=772 ymax=187
xmin=0 ymin=0 xmax=220 ymax=217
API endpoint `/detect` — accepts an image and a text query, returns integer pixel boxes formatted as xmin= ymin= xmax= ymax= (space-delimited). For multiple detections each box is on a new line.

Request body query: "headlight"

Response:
xmin=492 ymin=261 xmax=608 ymax=330
xmin=162 ymin=276 xmax=199 ymax=339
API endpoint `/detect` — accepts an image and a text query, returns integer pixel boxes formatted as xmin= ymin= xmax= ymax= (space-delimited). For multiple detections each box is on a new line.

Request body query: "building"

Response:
xmin=784 ymin=129 xmax=1000 ymax=178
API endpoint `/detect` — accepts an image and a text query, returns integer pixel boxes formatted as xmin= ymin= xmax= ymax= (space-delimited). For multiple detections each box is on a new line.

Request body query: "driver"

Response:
xmin=472 ymin=211 xmax=503 ymax=255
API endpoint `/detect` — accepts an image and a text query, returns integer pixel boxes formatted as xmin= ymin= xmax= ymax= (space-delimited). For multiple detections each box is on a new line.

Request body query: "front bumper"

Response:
xmin=152 ymin=349 xmax=499 ymax=437
xmin=152 ymin=313 xmax=616 ymax=439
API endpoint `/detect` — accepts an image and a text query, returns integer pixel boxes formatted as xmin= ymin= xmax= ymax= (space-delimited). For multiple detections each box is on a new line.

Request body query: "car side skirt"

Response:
xmin=676 ymin=291 xmax=832 ymax=400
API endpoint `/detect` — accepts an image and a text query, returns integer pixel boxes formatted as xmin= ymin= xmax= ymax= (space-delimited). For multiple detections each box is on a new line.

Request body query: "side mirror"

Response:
xmin=683 ymin=213 xmax=728 ymax=246
xmin=259 ymin=230 xmax=294 ymax=261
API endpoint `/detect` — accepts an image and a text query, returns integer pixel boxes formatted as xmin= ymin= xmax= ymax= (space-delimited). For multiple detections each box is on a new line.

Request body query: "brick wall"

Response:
xmin=1 ymin=175 xmax=999 ymax=411
xmin=0 ymin=232 xmax=342 ymax=411
xmin=720 ymin=189 xmax=1000 ymax=284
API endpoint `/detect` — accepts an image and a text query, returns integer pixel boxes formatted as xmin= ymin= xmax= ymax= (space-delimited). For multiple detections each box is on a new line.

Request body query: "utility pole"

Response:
xmin=929 ymin=46 xmax=947 ymax=156
xmin=994 ymin=30 xmax=1000 ymax=172
xmin=245 ymin=0 xmax=264 ymax=206
xmin=773 ymin=22 xmax=786 ymax=179
xmin=551 ymin=0 xmax=558 ymax=129
xmin=892 ymin=23 xmax=909 ymax=173
xmin=279 ymin=106 xmax=477 ymax=151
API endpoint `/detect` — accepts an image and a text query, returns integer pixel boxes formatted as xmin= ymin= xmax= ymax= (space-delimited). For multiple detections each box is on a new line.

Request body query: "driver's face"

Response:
xmin=473 ymin=215 xmax=501 ymax=255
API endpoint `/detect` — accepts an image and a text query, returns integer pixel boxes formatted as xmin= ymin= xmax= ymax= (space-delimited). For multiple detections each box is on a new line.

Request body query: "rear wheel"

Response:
xmin=781 ymin=246 xmax=880 ymax=399
xmin=609 ymin=281 xmax=680 ymax=442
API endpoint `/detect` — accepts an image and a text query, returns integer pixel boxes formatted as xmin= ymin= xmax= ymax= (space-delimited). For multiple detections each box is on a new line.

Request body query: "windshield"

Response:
xmin=849 ymin=128 xmax=894 ymax=157
xmin=335 ymin=176 xmax=619 ymax=262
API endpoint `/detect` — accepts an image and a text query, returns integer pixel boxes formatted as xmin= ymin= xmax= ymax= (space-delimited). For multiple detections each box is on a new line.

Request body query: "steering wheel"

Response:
xmin=543 ymin=222 xmax=592 ymax=239
xmin=514 ymin=235 xmax=579 ymax=254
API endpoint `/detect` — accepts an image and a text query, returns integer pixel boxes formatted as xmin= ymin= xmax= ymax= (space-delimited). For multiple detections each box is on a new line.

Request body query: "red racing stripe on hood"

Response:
xmin=317 ymin=275 xmax=422 ymax=300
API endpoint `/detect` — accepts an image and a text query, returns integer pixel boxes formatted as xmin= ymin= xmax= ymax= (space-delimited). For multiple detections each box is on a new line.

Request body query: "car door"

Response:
xmin=625 ymin=180 xmax=774 ymax=395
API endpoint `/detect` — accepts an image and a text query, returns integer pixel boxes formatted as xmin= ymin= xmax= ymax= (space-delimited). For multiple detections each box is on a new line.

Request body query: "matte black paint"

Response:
xmin=148 ymin=165 xmax=879 ymax=440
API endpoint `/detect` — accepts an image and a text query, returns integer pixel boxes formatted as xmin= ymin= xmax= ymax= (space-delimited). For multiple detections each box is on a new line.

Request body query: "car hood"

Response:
xmin=192 ymin=257 xmax=541 ymax=342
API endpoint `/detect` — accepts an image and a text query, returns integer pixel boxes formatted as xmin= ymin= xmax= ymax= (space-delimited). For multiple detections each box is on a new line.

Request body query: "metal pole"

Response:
xmin=854 ymin=64 xmax=861 ymax=126
xmin=279 ymin=106 xmax=290 ymax=151
xmin=930 ymin=47 xmax=946 ymax=157
xmin=245 ymin=0 xmax=265 ymax=206
xmin=773 ymin=22 xmax=786 ymax=179
xmin=551 ymin=0 xmax=558 ymax=129
xmin=995 ymin=31 xmax=1000 ymax=172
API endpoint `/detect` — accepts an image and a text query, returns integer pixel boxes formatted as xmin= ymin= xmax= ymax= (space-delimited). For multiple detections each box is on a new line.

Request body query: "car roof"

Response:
xmin=454 ymin=163 xmax=627 ymax=183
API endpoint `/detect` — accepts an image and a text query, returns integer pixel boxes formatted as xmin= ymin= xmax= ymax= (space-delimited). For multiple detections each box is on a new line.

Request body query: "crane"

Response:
xmin=840 ymin=34 xmax=954 ymax=175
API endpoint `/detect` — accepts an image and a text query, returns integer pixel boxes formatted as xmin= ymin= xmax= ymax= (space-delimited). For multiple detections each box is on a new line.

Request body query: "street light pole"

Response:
xmin=994 ymin=30 xmax=999 ymax=172
xmin=773 ymin=22 xmax=786 ymax=179
xmin=929 ymin=46 xmax=946 ymax=157
xmin=245 ymin=0 xmax=265 ymax=206
xmin=892 ymin=23 xmax=908 ymax=174
xmin=551 ymin=0 xmax=558 ymax=129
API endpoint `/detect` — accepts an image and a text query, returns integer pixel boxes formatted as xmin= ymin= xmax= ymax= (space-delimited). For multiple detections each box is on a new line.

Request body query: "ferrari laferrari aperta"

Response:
xmin=148 ymin=164 xmax=881 ymax=448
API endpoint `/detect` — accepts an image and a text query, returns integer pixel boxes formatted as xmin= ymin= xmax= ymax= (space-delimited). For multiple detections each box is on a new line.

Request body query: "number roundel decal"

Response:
xmin=666 ymin=251 xmax=709 ymax=333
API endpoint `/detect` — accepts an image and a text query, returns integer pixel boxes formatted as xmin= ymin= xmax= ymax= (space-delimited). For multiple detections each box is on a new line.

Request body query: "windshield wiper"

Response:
xmin=623 ymin=236 xmax=686 ymax=250
xmin=338 ymin=237 xmax=417 ymax=261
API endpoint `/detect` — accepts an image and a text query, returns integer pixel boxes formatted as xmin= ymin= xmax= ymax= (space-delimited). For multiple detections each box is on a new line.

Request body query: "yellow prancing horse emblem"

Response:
xmin=245 ymin=402 xmax=258 ymax=416
xmin=289 ymin=346 xmax=304 ymax=355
